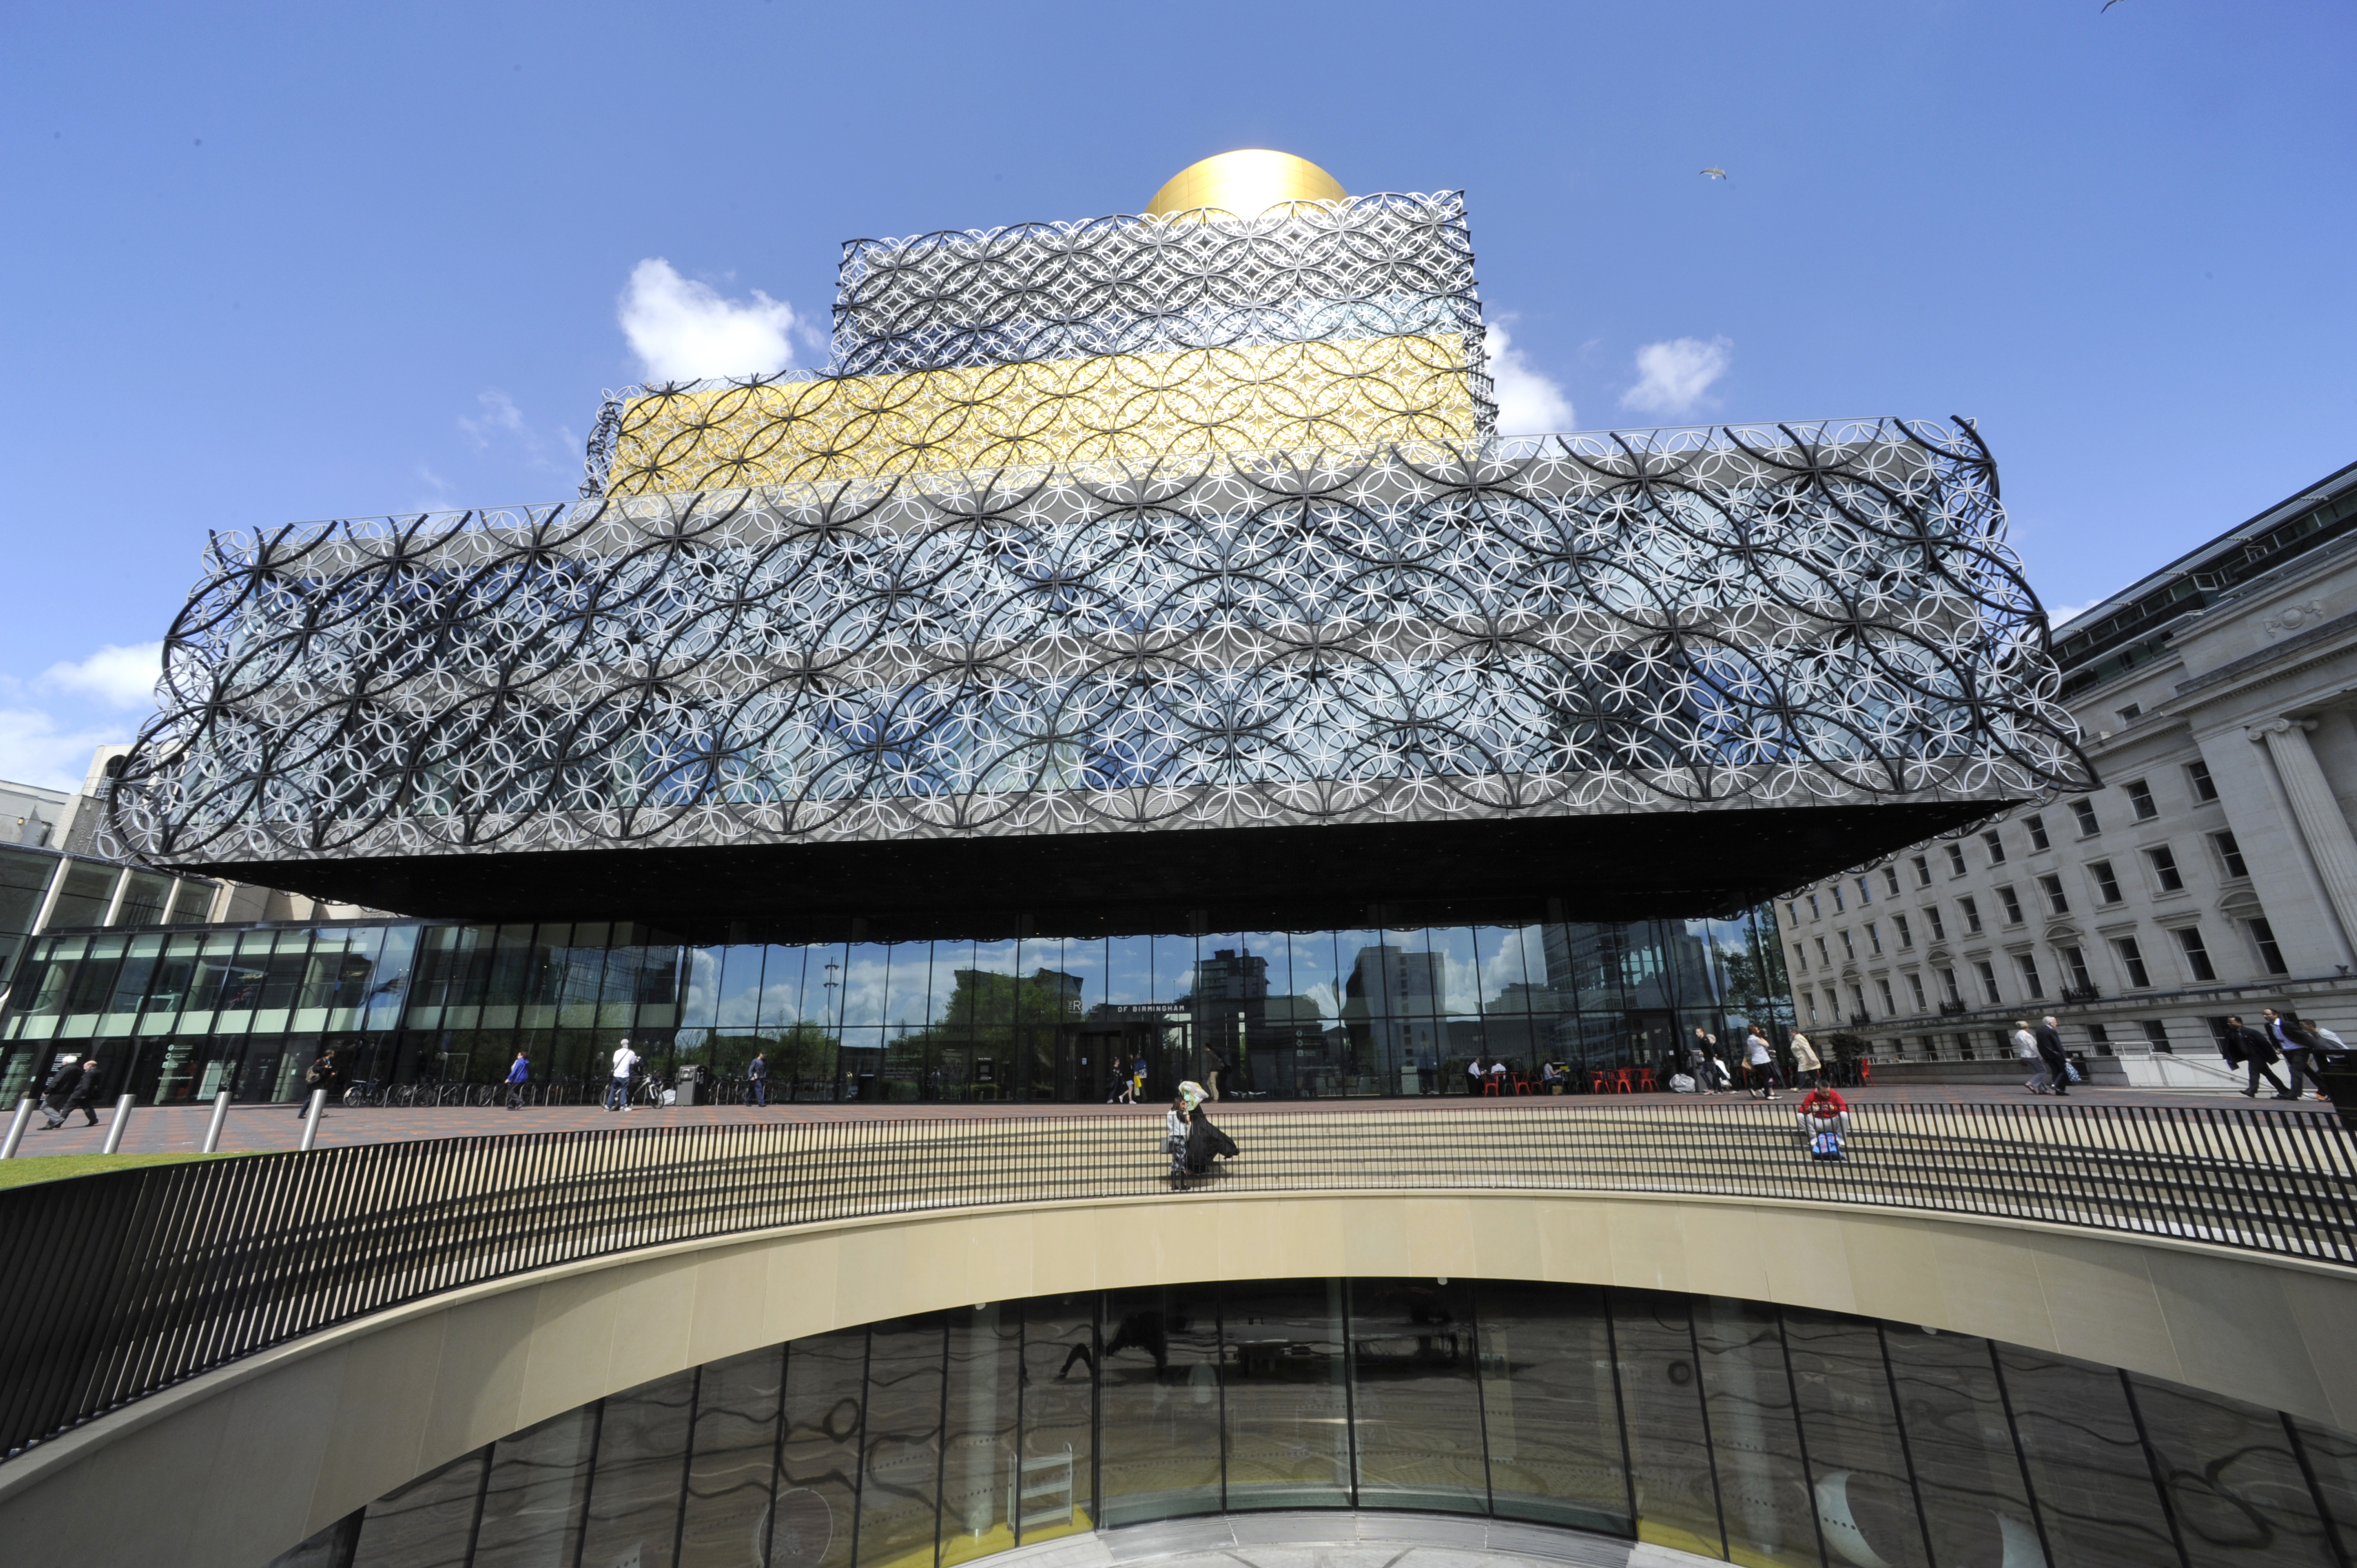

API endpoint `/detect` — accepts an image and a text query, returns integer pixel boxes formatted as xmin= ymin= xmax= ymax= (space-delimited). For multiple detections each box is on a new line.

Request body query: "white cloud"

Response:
xmin=42 ymin=642 xmax=163 ymax=709
xmin=2042 ymin=598 xmax=2108 ymax=629
xmin=1621 ymin=336 xmax=1733 ymax=418
xmin=619 ymin=259 xmax=798 ymax=383
xmin=0 ymin=708 xmax=132 ymax=792
xmin=457 ymin=389 xmax=527 ymax=451
xmin=1485 ymin=322 xmax=1576 ymax=435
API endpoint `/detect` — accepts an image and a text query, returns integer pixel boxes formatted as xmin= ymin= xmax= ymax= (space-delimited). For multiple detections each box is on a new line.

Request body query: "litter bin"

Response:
xmin=675 ymin=1064 xmax=703 ymax=1107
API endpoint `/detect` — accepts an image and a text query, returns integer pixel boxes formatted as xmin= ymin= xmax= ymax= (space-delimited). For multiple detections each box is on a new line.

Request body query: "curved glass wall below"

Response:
xmin=264 ymin=1280 xmax=2355 ymax=1568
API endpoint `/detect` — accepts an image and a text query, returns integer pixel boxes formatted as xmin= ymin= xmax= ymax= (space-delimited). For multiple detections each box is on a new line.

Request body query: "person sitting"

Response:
xmin=1798 ymin=1084 xmax=1850 ymax=1161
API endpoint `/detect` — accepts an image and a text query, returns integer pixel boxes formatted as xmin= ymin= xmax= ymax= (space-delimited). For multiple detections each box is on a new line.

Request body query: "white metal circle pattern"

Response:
xmin=108 ymin=422 xmax=2089 ymax=868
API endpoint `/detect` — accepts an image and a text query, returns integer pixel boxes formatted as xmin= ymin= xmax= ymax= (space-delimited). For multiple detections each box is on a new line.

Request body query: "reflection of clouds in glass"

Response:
xmin=1303 ymin=979 xmax=1342 ymax=1019
xmin=1479 ymin=927 xmax=1546 ymax=1005
xmin=681 ymin=948 xmax=721 ymax=1028
xmin=839 ymin=953 xmax=889 ymax=1025
xmin=716 ymin=946 xmax=765 ymax=1027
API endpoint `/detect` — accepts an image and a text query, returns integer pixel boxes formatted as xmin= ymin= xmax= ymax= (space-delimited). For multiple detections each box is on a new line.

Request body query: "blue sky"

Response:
xmin=2 ymin=0 xmax=2350 ymax=788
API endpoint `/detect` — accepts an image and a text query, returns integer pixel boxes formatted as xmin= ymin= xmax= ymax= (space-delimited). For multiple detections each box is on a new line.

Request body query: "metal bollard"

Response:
xmin=0 ymin=1096 xmax=32 ymax=1159
xmin=100 ymin=1093 xmax=136 ymax=1155
xmin=298 ymin=1087 xmax=327 ymax=1152
xmin=200 ymin=1089 xmax=233 ymax=1153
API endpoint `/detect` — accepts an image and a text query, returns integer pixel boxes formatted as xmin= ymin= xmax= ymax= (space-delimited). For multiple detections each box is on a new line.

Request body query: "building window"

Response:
xmin=1925 ymin=904 xmax=1946 ymax=941
xmin=1883 ymin=866 xmax=1902 ymax=897
xmin=2142 ymin=1018 xmax=2171 ymax=1053
xmin=1832 ymin=884 xmax=1846 ymax=912
xmin=1839 ymin=930 xmax=1856 ymax=961
xmin=1785 ymin=901 xmax=1800 ymax=926
xmin=1805 ymin=993 xmax=1820 ymax=1023
xmin=1792 ymin=942 xmax=1809 ymax=974
xmin=1959 ymin=896 xmax=1983 ymax=934
xmin=2025 ymin=813 xmax=2050 ymax=852
xmin=1983 ymin=830 xmax=2007 ymax=865
xmin=2090 ymin=860 xmax=2123 ymax=903
xmin=2173 ymin=926 xmax=2216 ymax=982
xmin=1866 ymin=922 xmax=1883 ymax=955
xmin=1912 ymin=854 xmax=1932 ymax=888
xmin=2016 ymin=953 xmax=2045 ymax=998
xmin=1893 ymin=912 xmax=1913 ymax=948
xmin=1815 ymin=936 xmax=1830 ymax=965
xmin=1947 ymin=844 xmax=1969 ymax=876
xmin=1856 ymin=876 xmax=1873 ymax=905
xmin=2117 ymin=703 xmax=2143 ymax=723
xmin=1974 ymin=960 xmax=2001 ymax=1004
xmin=1939 ymin=968 xmax=1962 ymax=1004
xmin=1823 ymin=988 xmax=1840 ymax=1018
xmin=2250 ymin=917 xmax=2288 ymax=976
xmin=2186 ymin=759 xmax=2217 ymax=802
xmin=1877 ymin=977 xmax=1896 ymax=1014
xmin=2061 ymin=945 xmax=2093 ymax=990
xmin=2148 ymin=844 xmax=2184 ymax=892
xmin=1808 ymin=894 xmax=1821 ymax=920
xmin=2072 ymin=799 xmax=2101 ymax=836
xmin=2212 ymin=831 xmax=2247 ymax=879
xmin=1906 ymin=972 xmax=1927 ymax=1010
xmin=2037 ymin=874 xmax=2068 ymax=915
xmin=2125 ymin=779 xmax=2158 ymax=821
xmin=1996 ymin=886 xmax=2024 ymax=924
xmin=2116 ymin=936 xmax=2152 ymax=989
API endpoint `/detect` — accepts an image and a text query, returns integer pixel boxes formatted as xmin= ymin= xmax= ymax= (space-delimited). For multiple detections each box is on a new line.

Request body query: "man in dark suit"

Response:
xmin=2221 ymin=1015 xmax=2288 ymax=1098
xmin=2032 ymin=1016 xmax=2070 ymax=1097
xmin=40 ymin=1054 xmax=102 ymax=1129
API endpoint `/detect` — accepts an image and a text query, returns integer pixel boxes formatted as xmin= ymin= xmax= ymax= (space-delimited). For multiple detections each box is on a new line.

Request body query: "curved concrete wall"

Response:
xmin=3 ymin=1189 xmax=2353 ymax=1568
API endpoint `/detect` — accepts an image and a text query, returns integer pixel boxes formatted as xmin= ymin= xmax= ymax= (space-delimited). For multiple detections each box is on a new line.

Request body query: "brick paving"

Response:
xmin=1 ymin=1078 xmax=2318 ymax=1160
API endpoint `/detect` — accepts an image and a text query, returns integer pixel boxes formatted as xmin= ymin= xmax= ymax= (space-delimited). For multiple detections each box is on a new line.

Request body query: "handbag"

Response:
xmin=2065 ymin=1061 xmax=2081 ymax=1084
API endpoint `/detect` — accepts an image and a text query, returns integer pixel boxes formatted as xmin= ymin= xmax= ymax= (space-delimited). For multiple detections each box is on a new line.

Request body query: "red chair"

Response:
xmin=1610 ymin=1067 xmax=1634 ymax=1094
xmin=1589 ymin=1070 xmax=1609 ymax=1095
xmin=1512 ymin=1074 xmax=1535 ymax=1095
xmin=1635 ymin=1067 xmax=1659 ymax=1093
xmin=1481 ymin=1075 xmax=1502 ymax=1097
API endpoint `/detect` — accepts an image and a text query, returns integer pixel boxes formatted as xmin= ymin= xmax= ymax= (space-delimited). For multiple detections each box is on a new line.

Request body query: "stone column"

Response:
xmin=2250 ymin=717 xmax=2357 ymax=958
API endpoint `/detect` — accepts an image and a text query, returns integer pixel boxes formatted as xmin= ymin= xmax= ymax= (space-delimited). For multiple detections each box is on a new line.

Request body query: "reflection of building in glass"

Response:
xmin=1344 ymin=945 xmax=1447 ymax=1092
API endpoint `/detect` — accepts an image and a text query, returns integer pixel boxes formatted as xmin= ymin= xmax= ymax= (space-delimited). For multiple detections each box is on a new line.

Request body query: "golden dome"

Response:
xmin=1146 ymin=150 xmax=1346 ymax=217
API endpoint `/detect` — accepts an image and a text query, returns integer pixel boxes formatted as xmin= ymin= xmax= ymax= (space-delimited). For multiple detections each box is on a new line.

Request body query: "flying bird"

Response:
xmin=1701 ymin=167 xmax=1727 ymax=180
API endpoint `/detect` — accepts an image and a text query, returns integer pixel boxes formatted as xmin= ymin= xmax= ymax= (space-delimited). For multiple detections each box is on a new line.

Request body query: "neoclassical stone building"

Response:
xmin=1780 ymin=456 xmax=2357 ymax=1084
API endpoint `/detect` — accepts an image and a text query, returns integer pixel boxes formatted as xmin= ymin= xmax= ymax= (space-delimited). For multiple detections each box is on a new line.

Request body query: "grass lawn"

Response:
xmin=0 ymin=1151 xmax=256 ymax=1190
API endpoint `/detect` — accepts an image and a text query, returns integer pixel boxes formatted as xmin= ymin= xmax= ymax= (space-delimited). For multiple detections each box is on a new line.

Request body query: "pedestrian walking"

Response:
xmin=2220 ymin=1015 xmax=2289 ymax=1098
xmin=294 ymin=1045 xmax=339 ymax=1112
xmin=39 ymin=1054 xmax=101 ymax=1129
xmin=2034 ymin=1015 xmax=2071 ymax=1096
xmin=1165 ymin=1094 xmax=1191 ymax=1189
xmin=605 ymin=1038 xmax=639 ymax=1112
xmin=747 ymin=1050 xmax=769 ymax=1107
xmin=2011 ymin=1020 xmax=2045 ymax=1094
xmin=1742 ymin=1030 xmax=1782 ymax=1100
xmin=2265 ymin=1008 xmax=2327 ymax=1100
xmin=1205 ymin=1043 xmax=1229 ymax=1102
xmin=503 ymin=1050 xmax=531 ymax=1111
xmin=1784 ymin=1027 xmax=1821 ymax=1089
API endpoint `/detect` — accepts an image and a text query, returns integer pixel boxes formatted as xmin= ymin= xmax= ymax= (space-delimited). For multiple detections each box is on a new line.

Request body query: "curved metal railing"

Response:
xmin=2 ymin=1098 xmax=2351 ymax=1463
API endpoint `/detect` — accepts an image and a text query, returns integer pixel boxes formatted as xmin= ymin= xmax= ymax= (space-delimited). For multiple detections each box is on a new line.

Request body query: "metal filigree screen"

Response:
xmin=584 ymin=193 xmax=1494 ymax=498
xmin=110 ymin=421 xmax=2088 ymax=869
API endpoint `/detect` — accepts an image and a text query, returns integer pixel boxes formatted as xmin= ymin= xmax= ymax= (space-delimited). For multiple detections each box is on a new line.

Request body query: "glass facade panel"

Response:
xmin=1692 ymin=1296 xmax=1819 ymax=1568
xmin=1612 ymin=1290 xmax=1726 ymax=1559
xmin=2129 ymin=1375 xmax=2335 ymax=1568
xmin=1221 ymin=1278 xmax=1350 ymax=1510
xmin=473 ymin=1406 xmax=596 ymax=1568
xmin=1017 ymin=1295 xmax=1097 ymax=1544
xmin=49 ymin=860 xmax=116 ymax=929
xmin=283 ymin=1285 xmax=2357 ymax=1568
xmin=1098 ymin=1285 xmax=1222 ymax=1526
xmin=1995 ymin=1347 xmax=2178 ymax=1568
xmin=352 ymin=1447 xmax=485 ymax=1568
xmin=1881 ymin=1326 xmax=2041 ymax=1568
xmin=579 ymin=1370 xmax=698 ymax=1568
xmin=856 ymin=1315 xmax=946 ymax=1568
xmin=1477 ymin=1280 xmax=1627 ymax=1533
xmin=938 ymin=1303 xmax=1021 ymax=1566
xmin=1350 ymin=1277 xmax=1486 ymax=1515
xmin=775 ymin=1331 xmax=866 ymax=1568
xmin=679 ymin=1345 xmax=785 ymax=1568
xmin=1782 ymin=1309 xmax=1926 ymax=1568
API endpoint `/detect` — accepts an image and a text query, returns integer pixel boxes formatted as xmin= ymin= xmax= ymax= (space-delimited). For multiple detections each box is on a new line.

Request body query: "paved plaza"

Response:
xmin=1 ymin=1076 xmax=2310 ymax=1160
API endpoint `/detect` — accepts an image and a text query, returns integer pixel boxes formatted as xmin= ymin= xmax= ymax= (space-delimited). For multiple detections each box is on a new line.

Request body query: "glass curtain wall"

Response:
xmin=271 ymin=1281 xmax=2355 ymax=1568
xmin=0 ymin=916 xmax=1782 ymax=1107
